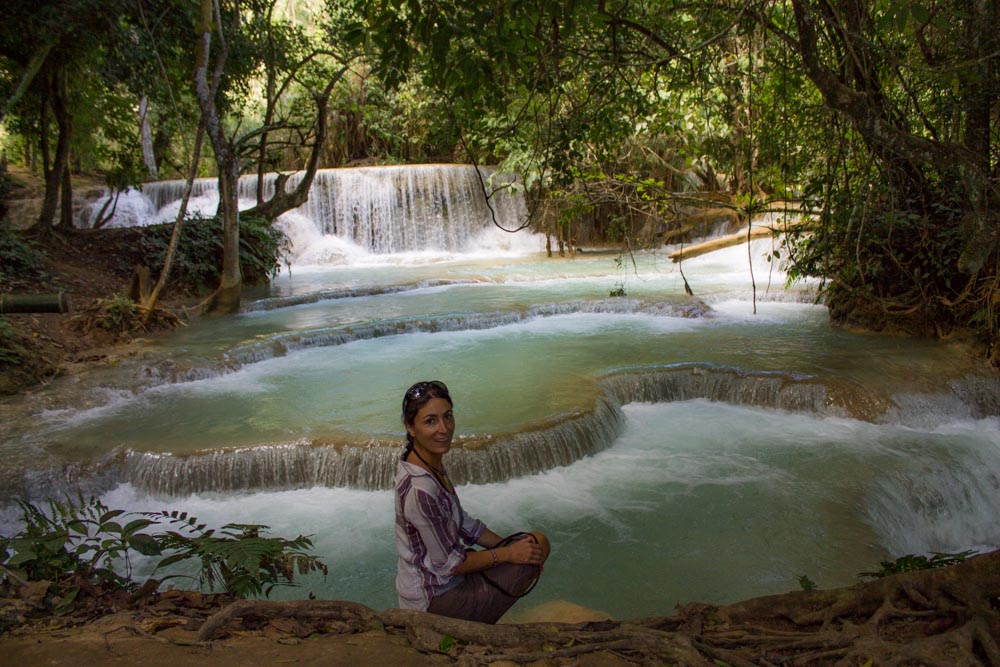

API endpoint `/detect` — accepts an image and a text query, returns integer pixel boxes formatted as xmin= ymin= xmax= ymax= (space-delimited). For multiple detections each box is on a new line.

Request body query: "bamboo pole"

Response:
xmin=0 ymin=292 xmax=71 ymax=314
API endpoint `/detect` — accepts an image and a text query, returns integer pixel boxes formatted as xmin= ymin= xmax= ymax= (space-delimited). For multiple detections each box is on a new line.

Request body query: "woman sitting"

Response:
xmin=394 ymin=380 xmax=551 ymax=623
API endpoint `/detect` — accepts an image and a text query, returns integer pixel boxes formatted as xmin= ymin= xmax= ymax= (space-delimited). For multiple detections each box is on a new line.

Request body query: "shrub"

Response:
xmin=137 ymin=215 xmax=290 ymax=294
xmin=0 ymin=495 xmax=327 ymax=625
xmin=0 ymin=316 xmax=21 ymax=366
xmin=0 ymin=221 xmax=45 ymax=287
xmin=859 ymin=550 xmax=976 ymax=579
xmin=150 ymin=511 xmax=327 ymax=598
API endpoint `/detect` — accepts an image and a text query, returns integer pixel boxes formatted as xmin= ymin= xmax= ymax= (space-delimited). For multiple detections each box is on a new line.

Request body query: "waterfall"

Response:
xmin=81 ymin=165 xmax=529 ymax=255
xmin=286 ymin=165 xmax=526 ymax=253
xmin=102 ymin=364 xmax=993 ymax=497
xmin=120 ymin=392 xmax=627 ymax=495
xmin=861 ymin=417 xmax=1000 ymax=555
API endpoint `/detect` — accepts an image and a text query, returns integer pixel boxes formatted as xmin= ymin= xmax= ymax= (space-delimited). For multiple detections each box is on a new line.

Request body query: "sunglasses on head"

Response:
xmin=402 ymin=380 xmax=449 ymax=410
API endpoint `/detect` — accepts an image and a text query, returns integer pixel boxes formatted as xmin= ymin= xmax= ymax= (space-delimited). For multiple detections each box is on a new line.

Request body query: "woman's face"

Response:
xmin=406 ymin=397 xmax=455 ymax=459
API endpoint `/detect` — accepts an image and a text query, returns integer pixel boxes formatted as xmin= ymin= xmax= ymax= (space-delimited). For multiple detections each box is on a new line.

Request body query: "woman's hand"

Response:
xmin=500 ymin=535 xmax=547 ymax=566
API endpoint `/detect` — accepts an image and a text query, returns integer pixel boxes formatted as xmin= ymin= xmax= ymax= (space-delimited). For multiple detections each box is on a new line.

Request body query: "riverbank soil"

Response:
xmin=2 ymin=549 xmax=998 ymax=665
xmin=0 ymin=166 xmax=184 ymax=395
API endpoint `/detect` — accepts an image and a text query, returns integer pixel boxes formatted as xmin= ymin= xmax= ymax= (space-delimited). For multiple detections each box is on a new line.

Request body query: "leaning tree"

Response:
xmin=191 ymin=0 xmax=355 ymax=314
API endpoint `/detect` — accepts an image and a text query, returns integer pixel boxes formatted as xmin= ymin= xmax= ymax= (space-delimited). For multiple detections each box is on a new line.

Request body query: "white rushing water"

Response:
xmin=4 ymin=164 xmax=999 ymax=619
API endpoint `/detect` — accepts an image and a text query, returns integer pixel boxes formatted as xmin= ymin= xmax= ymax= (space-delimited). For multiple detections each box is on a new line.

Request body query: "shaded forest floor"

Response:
xmin=2 ymin=549 xmax=999 ymax=665
xmin=0 ymin=166 xmax=191 ymax=395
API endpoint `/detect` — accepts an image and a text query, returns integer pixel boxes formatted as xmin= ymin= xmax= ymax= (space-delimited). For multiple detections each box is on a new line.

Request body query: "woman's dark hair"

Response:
xmin=401 ymin=380 xmax=452 ymax=450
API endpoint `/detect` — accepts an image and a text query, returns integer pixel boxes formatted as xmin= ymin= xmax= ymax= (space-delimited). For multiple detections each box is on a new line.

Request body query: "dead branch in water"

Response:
xmin=669 ymin=216 xmax=812 ymax=263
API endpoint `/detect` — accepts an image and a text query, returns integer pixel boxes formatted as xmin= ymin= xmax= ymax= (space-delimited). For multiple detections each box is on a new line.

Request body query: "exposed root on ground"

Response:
xmin=188 ymin=549 xmax=1000 ymax=665
xmin=109 ymin=624 xmax=212 ymax=648
xmin=70 ymin=296 xmax=185 ymax=342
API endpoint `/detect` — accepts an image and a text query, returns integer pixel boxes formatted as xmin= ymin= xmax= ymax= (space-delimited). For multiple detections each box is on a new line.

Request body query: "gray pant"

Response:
xmin=427 ymin=562 xmax=541 ymax=624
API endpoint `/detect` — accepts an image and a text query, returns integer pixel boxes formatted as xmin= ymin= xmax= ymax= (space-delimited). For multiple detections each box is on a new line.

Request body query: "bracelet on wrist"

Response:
xmin=489 ymin=549 xmax=497 ymax=568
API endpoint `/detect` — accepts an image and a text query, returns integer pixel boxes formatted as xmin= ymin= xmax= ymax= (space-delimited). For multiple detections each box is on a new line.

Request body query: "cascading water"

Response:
xmin=79 ymin=165 xmax=529 ymax=259
xmin=5 ymin=164 xmax=999 ymax=619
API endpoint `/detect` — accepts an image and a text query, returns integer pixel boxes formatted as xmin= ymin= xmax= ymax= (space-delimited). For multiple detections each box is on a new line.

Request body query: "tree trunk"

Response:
xmin=36 ymin=98 xmax=59 ymax=229
xmin=153 ymin=127 xmax=171 ymax=174
xmin=194 ymin=0 xmax=242 ymax=315
xmin=58 ymin=161 xmax=73 ymax=228
xmin=255 ymin=1 xmax=278 ymax=207
xmin=0 ymin=292 xmax=71 ymax=314
xmin=242 ymin=65 xmax=350 ymax=224
xmin=210 ymin=156 xmax=244 ymax=314
xmin=35 ymin=67 xmax=72 ymax=231
xmin=139 ymin=95 xmax=158 ymax=179
xmin=191 ymin=1 xmax=350 ymax=313
xmin=955 ymin=0 xmax=999 ymax=274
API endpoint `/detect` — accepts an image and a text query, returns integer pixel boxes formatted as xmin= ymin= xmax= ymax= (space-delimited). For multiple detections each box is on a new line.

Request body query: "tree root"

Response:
xmin=106 ymin=624 xmax=212 ymax=648
xmin=185 ymin=549 xmax=1000 ymax=665
xmin=197 ymin=599 xmax=379 ymax=641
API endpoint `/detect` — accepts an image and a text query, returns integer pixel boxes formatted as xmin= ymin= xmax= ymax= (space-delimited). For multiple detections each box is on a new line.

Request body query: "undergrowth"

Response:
xmin=0 ymin=495 xmax=327 ymax=629
xmin=859 ymin=550 xmax=977 ymax=579
xmin=0 ymin=220 xmax=45 ymax=287
xmin=137 ymin=214 xmax=290 ymax=293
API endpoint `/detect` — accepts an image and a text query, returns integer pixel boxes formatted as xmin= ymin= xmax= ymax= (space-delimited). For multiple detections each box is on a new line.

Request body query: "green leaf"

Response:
xmin=122 ymin=519 xmax=155 ymax=537
xmin=438 ymin=634 xmax=456 ymax=652
xmin=100 ymin=521 xmax=123 ymax=534
xmin=54 ymin=586 xmax=80 ymax=615
xmin=6 ymin=550 xmax=37 ymax=566
xmin=893 ymin=2 xmax=909 ymax=31
xmin=67 ymin=520 xmax=89 ymax=535
xmin=155 ymin=553 xmax=191 ymax=569
xmin=128 ymin=534 xmax=163 ymax=556
xmin=99 ymin=510 xmax=126 ymax=523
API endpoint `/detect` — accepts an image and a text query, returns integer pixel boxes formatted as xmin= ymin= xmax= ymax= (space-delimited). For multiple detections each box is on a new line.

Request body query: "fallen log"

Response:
xmin=0 ymin=292 xmax=71 ymax=314
xmin=668 ymin=216 xmax=811 ymax=263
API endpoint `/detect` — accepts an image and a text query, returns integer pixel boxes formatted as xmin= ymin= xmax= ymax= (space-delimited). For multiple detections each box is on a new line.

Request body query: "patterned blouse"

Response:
xmin=395 ymin=459 xmax=486 ymax=610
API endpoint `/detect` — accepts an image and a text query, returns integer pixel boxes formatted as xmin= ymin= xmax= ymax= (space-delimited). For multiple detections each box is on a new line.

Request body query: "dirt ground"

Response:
xmin=0 ymin=594 xmax=628 ymax=666
xmin=0 ymin=623 xmax=625 ymax=667
xmin=1 ymin=166 xmax=189 ymax=394
xmin=1 ymin=620 xmax=451 ymax=667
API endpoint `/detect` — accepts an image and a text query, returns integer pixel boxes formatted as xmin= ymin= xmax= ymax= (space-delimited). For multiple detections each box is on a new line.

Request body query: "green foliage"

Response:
xmin=609 ymin=283 xmax=627 ymax=298
xmin=0 ymin=496 xmax=327 ymax=611
xmin=438 ymin=634 xmax=457 ymax=653
xmin=797 ymin=574 xmax=817 ymax=592
xmin=0 ymin=221 xmax=45 ymax=286
xmin=239 ymin=216 xmax=292 ymax=286
xmin=0 ymin=317 xmax=20 ymax=366
xmin=788 ymin=166 xmax=994 ymax=347
xmin=149 ymin=510 xmax=328 ymax=598
xmin=138 ymin=215 xmax=290 ymax=293
xmin=94 ymin=294 xmax=138 ymax=334
xmin=859 ymin=550 xmax=976 ymax=579
xmin=0 ymin=496 xmax=149 ymax=603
